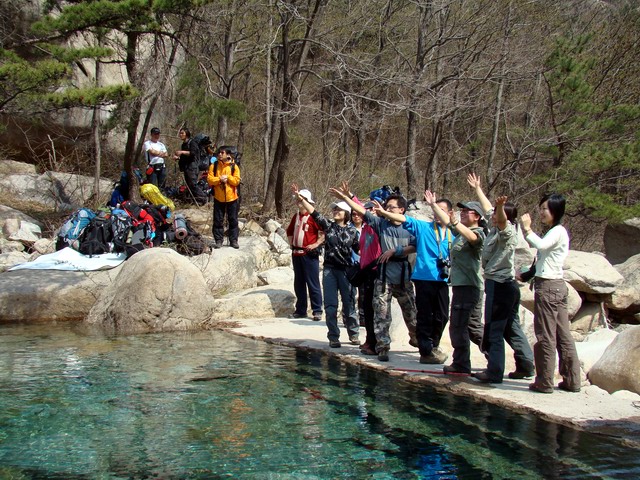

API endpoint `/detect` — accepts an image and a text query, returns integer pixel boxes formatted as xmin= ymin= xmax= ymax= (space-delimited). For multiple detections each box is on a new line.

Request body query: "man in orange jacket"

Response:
xmin=207 ymin=146 xmax=241 ymax=249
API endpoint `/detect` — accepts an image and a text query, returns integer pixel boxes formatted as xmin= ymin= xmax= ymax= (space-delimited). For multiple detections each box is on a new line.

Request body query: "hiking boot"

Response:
xmin=360 ymin=345 xmax=377 ymax=356
xmin=558 ymin=381 xmax=581 ymax=393
xmin=409 ymin=338 xmax=418 ymax=348
xmin=312 ymin=313 xmax=322 ymax=322
xmin=349 ymin=335 xmax=360 ymax=346
xmin=473 ymin=371 xmax=503 ymax=384
xmin=419 ymin=347 xmax=448 ymax=365
xmin=213 ymin=241 xmax=223 ymax=249
xmin=529 ymin=382 xmax=553 ymax=394
xmin=443 ymin=365 xmax=471 ymax=375
xmin=288 ymin=312 xmax=307 ymax=319
xmin=508 ymin=370 xmax=535 ymax=380
xmin=329 ymin=340 xmax=341 ymax=348
xmin=230 ymin=240 xmax=239 ymax=249
xmin=377 ymin=349 xmax=389 ymax=362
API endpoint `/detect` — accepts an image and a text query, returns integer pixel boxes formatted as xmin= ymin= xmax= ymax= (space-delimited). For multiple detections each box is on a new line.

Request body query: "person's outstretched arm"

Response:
xmin=425 ymin=190 xmax=479 ymax=244
xmin=328 ymin=181 xmax=366 ymax=215
xmin=467 ymin=173 xmax=492 ymax=214
xmin=291 ymin=183 xmax=315 ymax=215
xmin=494 ymin=195 xmax=509 ymax=231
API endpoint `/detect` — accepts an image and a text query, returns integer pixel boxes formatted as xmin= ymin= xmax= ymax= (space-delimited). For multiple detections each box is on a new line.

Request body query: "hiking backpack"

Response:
xmin=77 ymin=215 xmax=114 ymax=256
xmin=121 ymin=201 xmax=157 ymax=247
xmin=369 ymin=185 xmax=400 ymax=204
xmin=191 ymin=133 xmax=213 ymax=171
xmin=56 ymin=208 xmax=96 ymax=251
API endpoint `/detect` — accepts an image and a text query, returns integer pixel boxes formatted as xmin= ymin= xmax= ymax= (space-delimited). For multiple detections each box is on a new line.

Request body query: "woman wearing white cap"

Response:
xmin=292 ymin=184 xmax=360 ymax=348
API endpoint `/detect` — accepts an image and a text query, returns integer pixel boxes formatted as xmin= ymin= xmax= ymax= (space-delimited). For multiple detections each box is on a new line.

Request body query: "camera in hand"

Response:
xmin=437 ymin=257 xmax=451 ymax=279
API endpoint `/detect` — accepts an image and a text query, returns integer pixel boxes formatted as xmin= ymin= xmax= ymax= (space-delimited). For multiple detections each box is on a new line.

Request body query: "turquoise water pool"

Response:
xmin=0 ymin=324 xmax=637 ymax=479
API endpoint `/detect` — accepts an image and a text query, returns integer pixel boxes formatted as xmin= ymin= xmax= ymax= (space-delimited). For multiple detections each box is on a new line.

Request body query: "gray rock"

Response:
xmin=179 ymin=208 xmax=211 ymax=236
xmin=190 ymin=243 xmax=258 ymax=294
xmin=32 ymin=238 xmax=55 ymax=255
xmin=0 ymin=251 xmax=31 ymax=272
xmin=243 ymin=219 xmax=267 ymax=237
xmin=607 ymin=254 xmax=640 ymax=313
xmin=2 ymin=218 xmax=20 ymax=238
xmin=588 ymin=325 xmax=640 ymax=394
xmin=0 ymin=172 xmax=112 ymax=209
xmin=604 ymin=218 xmax=640 ymax=265
xmin=242 ymin=236 xmax=279 ymax=271
xmin=85 ymin=249 xmax=215 ymax=334
xmin=268 ymin=231 xmax=291 ymax=254
xmin=257 ymin=267 xmax=295 ymax=287
xmin=0 ymin=159 xmax=37 ymax=175
xmin=0 ymin=266 xmax=122 ymax=322
xmin=212 ymin=285 xmax=295 ymax=321
xmin=264 ymin=219 xmax=281 ymax=234
xmin=571 ymin=302 xmax=605 ymax=335
xmin=0 ymin=239 xmax=25 ymax=253
xmin=563 ymin=250 xmax=623 ymax=294
xmin=0 ymin=205 xmax=43 ymax=228
xmin=9 ymin=221 xmax=42 ymax=243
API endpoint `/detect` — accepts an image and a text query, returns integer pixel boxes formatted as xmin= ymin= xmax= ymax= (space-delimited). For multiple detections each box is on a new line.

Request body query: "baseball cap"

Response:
xmin=298 ymin=189 xmax=315 ymax=204
xmin=363 ymin=201 xmax=376 ymax=209
xmin=330 ymin=201 xmax=352 ymax=214
xmin=150 ymin=127 xmax=160 ymax=135
xmin=456 ymin=201 xmax=484 ymax=217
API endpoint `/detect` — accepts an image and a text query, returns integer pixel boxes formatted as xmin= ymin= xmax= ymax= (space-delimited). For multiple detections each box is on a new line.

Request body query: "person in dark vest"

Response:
xmin=173 ymin=128 xmax=207 ymax=205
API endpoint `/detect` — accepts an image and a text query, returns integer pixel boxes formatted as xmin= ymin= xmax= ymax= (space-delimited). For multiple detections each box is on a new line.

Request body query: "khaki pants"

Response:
xmin=533 ymin=278 xmax=581 ymax=390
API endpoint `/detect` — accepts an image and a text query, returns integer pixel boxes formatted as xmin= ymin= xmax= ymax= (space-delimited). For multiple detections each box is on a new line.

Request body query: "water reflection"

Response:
xmin=0 ymin=324 xmax=637 ymax=479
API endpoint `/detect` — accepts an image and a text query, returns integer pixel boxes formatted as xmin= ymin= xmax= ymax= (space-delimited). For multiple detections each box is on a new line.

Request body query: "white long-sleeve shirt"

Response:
xmin=524 ymin=225 xmax=569 ymax=280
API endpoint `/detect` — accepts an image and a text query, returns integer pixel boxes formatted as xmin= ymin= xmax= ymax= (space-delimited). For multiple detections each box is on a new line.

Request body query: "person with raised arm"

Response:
xmin=363 ymin=191 xmax=453 ymax=365
xmin=423 ymin=190 xmax=486 ymax=375
xmin=291 ymin=183 xmax=360 ymax=349
xmin=330 ymin=182 xmax=418 ymax=362
xmin=466 ymin=173 xmax=534 ymax=383
xmin=520 ymin=194 xmax=581 ymax=394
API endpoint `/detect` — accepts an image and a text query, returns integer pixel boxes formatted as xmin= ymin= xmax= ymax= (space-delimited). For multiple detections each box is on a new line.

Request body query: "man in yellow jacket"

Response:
xmin=207 ymin=146 xmax=241 ymax=249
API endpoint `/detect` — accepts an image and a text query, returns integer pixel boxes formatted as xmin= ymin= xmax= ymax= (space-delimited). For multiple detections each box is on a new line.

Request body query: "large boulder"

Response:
xmin=0 ymin=159 xmax=37 ymax=175
xmin=604 ymin=218 xmax=640 ymax=265
xmin=576 ymin=328 xmax=619 ymax=374
xmin=85 ymin=249 xmax=215 ymax=334
xmin=190 ymin=243 xmax=258 ymax=294
xmin=0 ymin=266 xmax=122 ymax=322
xmin=242 ymin=235 xmax=279 ymax=271
xmin=563 ymin=251 xmax=623 ymax=294
xmin=0 ymin=171 xmax=111 ymax=210
xmin=257 ymin=266 xmax=295 ymax=286
xmin=588 ymin=326 xmax=640 ymax=394
xmin=607 ymin=254 xmax=640 ymax=314
xmin=212 ymin=285 xmax=295 ymax=321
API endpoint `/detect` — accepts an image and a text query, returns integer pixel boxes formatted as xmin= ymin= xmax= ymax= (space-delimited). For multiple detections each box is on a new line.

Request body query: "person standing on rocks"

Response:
xmin=331 ymin=183 xmax=418 ymax=363
xmin=143 ymin=127 xmax=169 ymax=188
xmin=520 ymin=194 xmax=581 ymax=394
xmin=286 ymin=188 xmax=325 ymax=322
xmin=292 ymin=183 xmax=360 ymax=348
xmin=208 ymin=146 xmax=241 ymax=249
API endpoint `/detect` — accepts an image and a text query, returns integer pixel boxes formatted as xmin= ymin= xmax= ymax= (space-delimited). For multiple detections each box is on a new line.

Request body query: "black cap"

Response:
xmin=150 ymin=127 xmax=160 ymax=135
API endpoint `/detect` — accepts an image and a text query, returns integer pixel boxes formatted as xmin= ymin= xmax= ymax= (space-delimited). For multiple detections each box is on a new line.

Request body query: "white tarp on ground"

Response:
xmin=8 ymin=247 xmax=126 ymax=271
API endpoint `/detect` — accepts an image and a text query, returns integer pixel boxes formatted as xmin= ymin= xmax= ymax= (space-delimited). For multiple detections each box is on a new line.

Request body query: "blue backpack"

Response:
xmin=369 ymin=185 xmax=400 ymax=204
xmin=55 ymin=208 xmax=96 ymax=251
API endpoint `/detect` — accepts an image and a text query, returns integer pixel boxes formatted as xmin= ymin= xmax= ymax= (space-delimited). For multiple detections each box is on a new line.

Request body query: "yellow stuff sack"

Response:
xmin=140 ymin=183 xmax=176 ymax=212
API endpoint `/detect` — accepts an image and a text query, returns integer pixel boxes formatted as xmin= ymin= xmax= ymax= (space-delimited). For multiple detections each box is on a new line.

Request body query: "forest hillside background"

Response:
xmin=1 ymin=0 xmax=639 ymax=251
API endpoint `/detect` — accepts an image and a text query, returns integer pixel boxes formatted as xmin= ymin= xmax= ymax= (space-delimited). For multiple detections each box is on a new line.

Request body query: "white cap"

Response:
xmin=330 ymin=201 xmax=352 ymax=214
xmin=298 ymin=189 xmax=315 ymax=204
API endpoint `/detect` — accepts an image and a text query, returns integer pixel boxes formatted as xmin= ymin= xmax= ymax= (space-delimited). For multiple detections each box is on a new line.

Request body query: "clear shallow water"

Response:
xmin=0 ymin=324 xmax=638 ymax=479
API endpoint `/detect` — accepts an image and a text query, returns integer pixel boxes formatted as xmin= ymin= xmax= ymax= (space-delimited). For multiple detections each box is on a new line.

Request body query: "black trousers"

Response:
xmin=413 ymin=280 xmax=449 ymax=356
xmin=361 ymin=269 xmax=377 ymax=349
xmin=292 ymin=253 xmax=323 ymax=316
xmin=183 ymin=163 xmax=207 ymax=204
xmin=449 ymin=285 xmax=481 ymax=372
xmin=213 ymin=199 xmax=239 ymax=243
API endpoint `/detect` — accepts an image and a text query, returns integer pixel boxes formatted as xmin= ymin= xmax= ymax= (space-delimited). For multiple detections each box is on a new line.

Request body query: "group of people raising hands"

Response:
xmin=289 ymin=175 xmax=581 ymax=393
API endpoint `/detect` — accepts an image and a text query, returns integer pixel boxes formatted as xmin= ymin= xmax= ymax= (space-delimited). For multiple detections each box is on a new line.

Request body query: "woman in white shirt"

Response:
xmin=520 ymin=194 xmax=581 ymax=394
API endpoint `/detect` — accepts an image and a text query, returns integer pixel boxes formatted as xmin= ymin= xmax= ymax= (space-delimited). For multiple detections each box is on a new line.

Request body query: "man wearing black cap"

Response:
xmin=144 ymin=127 xmax=169 ymax=188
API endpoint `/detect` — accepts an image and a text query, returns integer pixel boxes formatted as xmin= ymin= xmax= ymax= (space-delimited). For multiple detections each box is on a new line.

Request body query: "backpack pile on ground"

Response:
xmin=55 ymin=203 xmax=209 ymax=258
